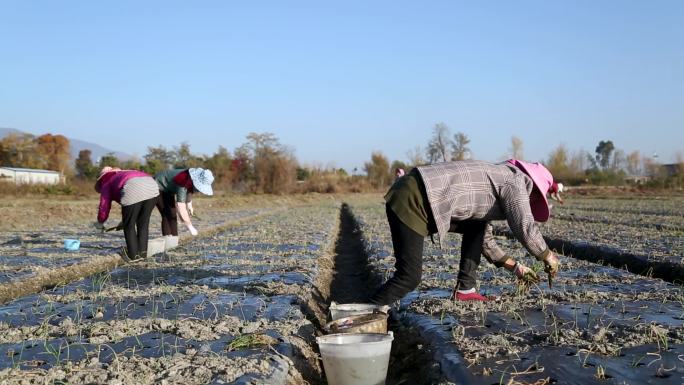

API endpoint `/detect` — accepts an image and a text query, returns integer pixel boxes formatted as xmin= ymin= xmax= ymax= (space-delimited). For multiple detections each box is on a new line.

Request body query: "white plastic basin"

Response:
xmin=317 ymin=332 xmax=393 ymax=385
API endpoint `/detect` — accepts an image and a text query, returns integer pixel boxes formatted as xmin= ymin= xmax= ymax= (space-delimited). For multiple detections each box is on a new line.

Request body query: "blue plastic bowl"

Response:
xmin=64 ymin=239 xmax=80 ymax=251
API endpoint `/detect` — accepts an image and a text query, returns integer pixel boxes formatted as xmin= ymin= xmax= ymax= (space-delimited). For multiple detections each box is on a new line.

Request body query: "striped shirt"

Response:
xmin=417 ymin=160 xmax=549 ymax=260
xmin=97 ymin=171 xmax=159 ymax=223
xmin=121 ymin=176 xmax=160 ymax=206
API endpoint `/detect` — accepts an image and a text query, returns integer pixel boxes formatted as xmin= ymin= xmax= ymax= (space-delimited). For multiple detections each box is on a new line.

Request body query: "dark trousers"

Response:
xmin=369 ymin=208 xmax=489 ymax=304
xmin=121 ymin=197 xmax=157 ymax=259
xmin=156 ymin=192 xmax=178 ymax=236
xmin=449 ymin=220 xmax=487 ymax=291
xmin=369 ymin=205 xmax=424 ymax=305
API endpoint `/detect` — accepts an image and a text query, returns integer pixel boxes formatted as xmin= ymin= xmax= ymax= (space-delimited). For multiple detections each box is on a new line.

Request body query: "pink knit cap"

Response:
xmin=506 ymin=159 xmax=554 ymax=222
xmin=94 ymin=166 xmax=122 ymax=193
xmin=97 ymin=166 xmax=121 ymax=179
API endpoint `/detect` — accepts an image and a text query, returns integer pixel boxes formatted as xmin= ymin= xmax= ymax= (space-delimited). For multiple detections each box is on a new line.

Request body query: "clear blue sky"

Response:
xmin=1 ymin=1 xmax=682 ymax=171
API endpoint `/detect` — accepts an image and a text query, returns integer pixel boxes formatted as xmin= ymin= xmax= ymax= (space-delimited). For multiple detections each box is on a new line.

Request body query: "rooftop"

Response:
xmin=0 ymin=167 xmax=60 ymax=174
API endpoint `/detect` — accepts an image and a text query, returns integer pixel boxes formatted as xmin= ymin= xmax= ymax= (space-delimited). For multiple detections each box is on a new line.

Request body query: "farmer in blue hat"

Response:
xmin=154 ymin=168 xmax=214 ymax=236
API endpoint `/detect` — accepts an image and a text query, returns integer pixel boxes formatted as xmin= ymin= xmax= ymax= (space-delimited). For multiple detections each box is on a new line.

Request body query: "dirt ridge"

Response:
xmin=0 ymin=207 xmax=287 ymax=304
xmin=493 ymin=227 xmax=684 ymax=284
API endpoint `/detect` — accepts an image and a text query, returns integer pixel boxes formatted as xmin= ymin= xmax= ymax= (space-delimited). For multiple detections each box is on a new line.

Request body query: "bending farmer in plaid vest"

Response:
xmin=370 ymin=159 xmax=561 ymax=304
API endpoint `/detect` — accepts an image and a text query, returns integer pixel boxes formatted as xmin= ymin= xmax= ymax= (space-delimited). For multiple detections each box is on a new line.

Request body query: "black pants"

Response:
xmin=369 ymin=205 xmax=424 ymax=305
xmin=369 ymin=207 xmax=488 ymax=305
xmin=156 ymin=192 xmax=178 ymax=236
xmin=121 ymin=197 xmax=157 ymax=259
xmin=450 ymin=220 xmax=487 ymax=291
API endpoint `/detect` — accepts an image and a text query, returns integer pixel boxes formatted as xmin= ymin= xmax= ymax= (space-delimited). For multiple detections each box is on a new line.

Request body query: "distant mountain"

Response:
xmin=0 ymin=127 xmax=21 ymax=137
xmin=0 ymin=127 xmax=131 ymax=162
xmin=67 ymin=138 xmax=132 ymax=162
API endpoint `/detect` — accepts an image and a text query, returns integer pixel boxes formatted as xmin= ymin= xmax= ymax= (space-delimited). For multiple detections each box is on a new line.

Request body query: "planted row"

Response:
xmin=346 ymin=197 xmax=684 ymax=384
xmin=0 ymin=202 xmax=340 ymax=384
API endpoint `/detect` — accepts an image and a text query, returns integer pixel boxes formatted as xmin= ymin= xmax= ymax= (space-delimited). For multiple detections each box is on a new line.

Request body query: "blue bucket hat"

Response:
xmin=188 ymin=168 xmax=214 ymax=196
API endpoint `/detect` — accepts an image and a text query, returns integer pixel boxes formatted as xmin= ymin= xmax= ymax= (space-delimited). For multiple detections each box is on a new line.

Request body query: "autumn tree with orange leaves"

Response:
xmin=0 ymin=133 xmax=71 ymax=173
xmin=35 ymin=134 xmax=71 ymax=173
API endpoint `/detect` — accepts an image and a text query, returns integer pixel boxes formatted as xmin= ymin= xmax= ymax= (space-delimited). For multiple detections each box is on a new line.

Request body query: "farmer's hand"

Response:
xmin=187 ymin=224 xmax=198 ymax=236
xmin=513 ymin=262 xmax=540 ymax=283
xmin=93 ymin=222 xmax=105 ymax=231
xmin=187 ymin=202 xmax=194 ymax=217
xmin=542 ymin=251 xmax=560 ymax=277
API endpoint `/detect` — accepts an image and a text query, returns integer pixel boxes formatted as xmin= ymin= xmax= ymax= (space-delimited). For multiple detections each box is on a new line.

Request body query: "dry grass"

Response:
xmin=0 ymin=197 xmax=97 ymax=231
xmin=0 ymin=192 xmax=373 ymax=232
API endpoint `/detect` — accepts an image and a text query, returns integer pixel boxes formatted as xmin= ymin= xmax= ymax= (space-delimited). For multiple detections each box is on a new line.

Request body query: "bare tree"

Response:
xmin=643 ymin=156 xmax=661 ymax=177
xmin=547 ymin=144 xmax=569 ymax=178
xmin=364 ymin=151 xmax=392 ymax=188
xmin=427 ymin=122 xmax=452 ymax=163
xmin=675 ymin=151 xmax=684 ymax=176
xmin=451 ymin=132 xmax=471 ymax=161
xmin=626 ymin=151 xmax=642 ymax=176
xmin=509 ymin=136 xmax=524 ymax=160
xmin=173 ymin=142 xmax=205 ymax=168
xmin=570 ymin=149 xmax=588 ymax=175
xmin=243 ymin=132 xmax=297 ymax=194
xmin=406 ymin=145 xmax=426 ymax=167
xmin=0 ymin=133 xmax=41 ymax=168
xmin=144 ymin=145 xmax=175 ymax=174
xmin=610 ymin=149 xmax=626 ymax=171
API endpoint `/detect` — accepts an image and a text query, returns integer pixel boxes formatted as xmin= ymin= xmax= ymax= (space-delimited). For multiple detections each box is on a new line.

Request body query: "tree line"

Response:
xmin=74 ymin=133 xmax=300 ymax=194
xmin=0 ymin=133 xmax=71 ymax=174
xmin=1 ymin=126 xmax=682 ymax=193
xmin=363 ymin=123 xmax=683 ymax=189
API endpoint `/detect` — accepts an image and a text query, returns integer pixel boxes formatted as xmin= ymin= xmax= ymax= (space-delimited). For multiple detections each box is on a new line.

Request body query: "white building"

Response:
xmin=0 ymin=167 xmax=61 ymax=185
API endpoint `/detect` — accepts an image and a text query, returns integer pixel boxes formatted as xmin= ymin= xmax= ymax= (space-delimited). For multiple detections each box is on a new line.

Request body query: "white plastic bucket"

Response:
xmin=317 ymin=332 xmax=393 ymax=385
xmin=164 ymin=235 xmax=179 ymax=250
xmin=147 ymin=237 xmax=166 ymax=256
xmin=329 ymin=302 xmax=390 ymax=321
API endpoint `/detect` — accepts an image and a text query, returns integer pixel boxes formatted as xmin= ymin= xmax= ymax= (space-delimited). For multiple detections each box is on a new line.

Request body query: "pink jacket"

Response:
xmin=97 ymin=170 xmax=152 ymax=223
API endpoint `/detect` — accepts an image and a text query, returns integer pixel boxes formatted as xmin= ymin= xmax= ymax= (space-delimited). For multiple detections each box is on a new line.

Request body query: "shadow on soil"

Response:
xmin=314 ymin=203 xmax=445 ymax=385
xmin=328 ymin=204 xmax=380 ymax=304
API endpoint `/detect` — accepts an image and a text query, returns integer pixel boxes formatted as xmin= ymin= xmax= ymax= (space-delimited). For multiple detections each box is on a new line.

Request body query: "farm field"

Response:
xmin=541 ymin=196 xmax=684 ymax=263
xmin=0 ymin=193 xmax=682 ymax=384
xmin=0 ymin=195 xmax=323 ymax=303
xmin=0 ymin=200 xmax=342 ymax=384
xmin=347 ymin=194 xmax=684 ymax=384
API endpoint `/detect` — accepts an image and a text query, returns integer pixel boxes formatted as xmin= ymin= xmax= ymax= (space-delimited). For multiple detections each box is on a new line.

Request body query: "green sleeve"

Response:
xmin=176 ymin=186 xmax=188 ymax=203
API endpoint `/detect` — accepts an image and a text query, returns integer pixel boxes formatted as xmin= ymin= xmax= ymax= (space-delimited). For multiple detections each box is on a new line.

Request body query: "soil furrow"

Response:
xmin=308 ymin=202 xmax=452 ymax=384
xmin=493 ymin=227 xmax=684 ymax=284
xmin=0 ymin=208 xmax=285 ymax=305
xmin=553 ymin=213 xmax=684 ymax=232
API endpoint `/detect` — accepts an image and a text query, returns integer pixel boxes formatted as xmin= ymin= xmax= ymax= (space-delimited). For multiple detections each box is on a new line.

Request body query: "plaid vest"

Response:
xmin=417 ymin=160 xmax=548 ymax=257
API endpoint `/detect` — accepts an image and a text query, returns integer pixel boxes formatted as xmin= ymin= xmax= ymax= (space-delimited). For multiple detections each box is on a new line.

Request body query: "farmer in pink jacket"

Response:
xmin=371 ymin=159 xmax=561 ymax=304
xmin=94 ymin=167 xmax=160 ymax=261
